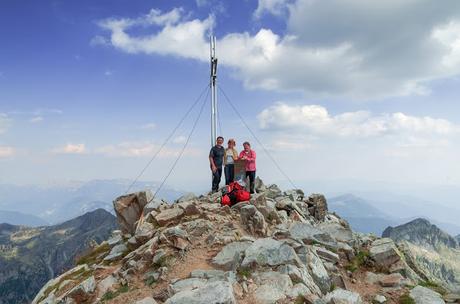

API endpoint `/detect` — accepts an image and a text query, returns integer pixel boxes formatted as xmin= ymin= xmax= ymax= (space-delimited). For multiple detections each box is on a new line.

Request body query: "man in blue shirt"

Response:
xmin=209 ymin=136 xmax=225 ymax=192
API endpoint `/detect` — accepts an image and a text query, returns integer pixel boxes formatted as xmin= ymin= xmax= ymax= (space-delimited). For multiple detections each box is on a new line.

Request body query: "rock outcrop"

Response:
xmin=33 ymin=181 xmax=459 ymax=304
xmin=113 ymin=191 xmax=153 ymax=234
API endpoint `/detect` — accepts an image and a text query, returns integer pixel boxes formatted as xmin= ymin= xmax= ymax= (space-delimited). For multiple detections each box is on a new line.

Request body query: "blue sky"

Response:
xmin=2 ymin=0 xmax=460 ymax=193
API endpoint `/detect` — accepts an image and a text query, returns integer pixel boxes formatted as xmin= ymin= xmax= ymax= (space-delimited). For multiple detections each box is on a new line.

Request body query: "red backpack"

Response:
xmin=221 ymin=182 xmax=251 ymax=206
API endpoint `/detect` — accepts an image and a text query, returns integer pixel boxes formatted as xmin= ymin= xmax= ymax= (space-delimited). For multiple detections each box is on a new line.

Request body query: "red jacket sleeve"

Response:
xmin=247 ymin=150 xmax=256 ymax=161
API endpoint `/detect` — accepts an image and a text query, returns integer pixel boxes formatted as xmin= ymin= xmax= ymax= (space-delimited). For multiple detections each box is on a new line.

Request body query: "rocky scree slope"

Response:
xmin=33 ymin=179 xmax=458 ymax=304
xmin=0 ymin=209 xmax=117 ymax=304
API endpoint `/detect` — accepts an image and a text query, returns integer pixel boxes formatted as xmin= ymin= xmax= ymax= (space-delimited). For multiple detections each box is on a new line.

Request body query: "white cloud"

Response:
xmin=0 ymin=113 xmax=11 ymax=134
xmin=95 ymin=141 xmax=201 ymax=158
xmin=98 ymin=8 xmax=212 ymax=61
xmin=173 ymin=135 xmax=187 ymax=144
xmin=52 ymin=143 xmax=87 ymax=155
xmin=254 ymin=0 xmax=291 ymax=18
xmin=8 ymin=109 xmax=63 ymax=116
xmin=196 ymin=0 xmax=209 ymax=7
xmin=140 ymin=123 xmax=157 ymax=130
xmin=258 ymin=103 xmax=459 ymax=138
xmin=269 ymin=138 xmax=311 ymax=151
xmin=0 ymin=146 xmax=15 ymax=158
xmin=431 ymin=21 xmax=460 ymax=69
xmin=29 ymin=116 xmax=44 ymax=123
xmin=257 ymin=103 xmax=460 ymax=152
xmin=32 ymin=109 xmax=63 ymax=116
xmin=104 ymin=70 xmax=113 ymax=76
xmin=95 ymin=2 xmax=460 ymax=99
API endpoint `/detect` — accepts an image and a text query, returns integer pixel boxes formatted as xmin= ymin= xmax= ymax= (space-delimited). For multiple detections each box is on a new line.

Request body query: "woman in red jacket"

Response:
xmin=239 ymin=141 xmax=256 ymax=194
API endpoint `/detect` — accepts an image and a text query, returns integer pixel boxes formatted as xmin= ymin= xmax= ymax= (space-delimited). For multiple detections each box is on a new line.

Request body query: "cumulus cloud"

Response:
xmin=29 ymin=116 xmax=43 ymax=123
xmin=95 ymin=1 xmax=460 ymax=99
xmin=258 ymin=103 xmax=459 ymax=137
xmin=0 ymin=146 xmax=15 ymax=158
xmin=95 ymin=141 xmax=201 ymax=158
xmin=97 ymin=8 xmax=212 ymax=61
xmin=254 ymin=0 xmax=291 ymax=18
xmin=52 ymin=143 xmax=87 ymax=154
xmin=0 ymin=113 xmax=11 ymax=134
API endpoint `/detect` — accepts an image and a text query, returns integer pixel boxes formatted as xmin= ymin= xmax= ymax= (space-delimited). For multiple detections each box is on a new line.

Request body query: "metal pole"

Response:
xmin=210 ymin=35 xmax=218 ymax=147
xmin=213 ymin=36 xmax=218 ymax=143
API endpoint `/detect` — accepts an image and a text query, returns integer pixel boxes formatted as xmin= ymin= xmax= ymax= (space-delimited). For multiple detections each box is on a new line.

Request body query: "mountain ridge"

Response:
xmin=383 ymin=218 xmax=459 ymax=250
xmin=382 ymin=218 xmax=460 ymax=292
xmin=0 ymin=179 xmax=184 ymax=225
xmin=0 ymin=208 xmax=117 ymax=304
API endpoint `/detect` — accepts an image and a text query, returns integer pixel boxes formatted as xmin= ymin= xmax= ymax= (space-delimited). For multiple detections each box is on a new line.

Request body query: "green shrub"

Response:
xmin=345 ymin=250 xmax=370 ymax=273
xmin=76 ymin=243 xmax=110 ymax=265
xmin=399 ymin=293 xmax=415 ymax=304
xmin=100 ymin=285 xmax=129 ymax=302
xmin=330 ymin=283 xmax=336 ymax=292
xmin=236 ymin=267 xmax=252 ymax=279
xmin=294 ymin=294 xmax=305 ymax=304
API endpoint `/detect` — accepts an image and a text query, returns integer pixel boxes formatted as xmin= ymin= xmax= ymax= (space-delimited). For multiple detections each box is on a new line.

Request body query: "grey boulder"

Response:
xmin=369 ymin=238 xmax=402 ymax=268
xmin=164 ymin=281 xmax=236 ymax=304
xmin=241 ymin=238 xmax=300 ymax=268
xmin=324 ymin=289 xmax=363 ymax=304
xmin=212 ymin=241 xmax=251 ymax=270
xmin=409 ymin=286 xmax=445 ymax=304
xmin=240 ymin=205 xmax=268 ymax=236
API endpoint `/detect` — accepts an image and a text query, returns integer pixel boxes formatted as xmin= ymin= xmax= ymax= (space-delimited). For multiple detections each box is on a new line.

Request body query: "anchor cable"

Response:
xmin=218 ymin=86 xmax=298 ymax=190
xmin=152 ymin=86 xmax=210 ymax=200
xmin=124 ymin=83 xmax=210 ymax=194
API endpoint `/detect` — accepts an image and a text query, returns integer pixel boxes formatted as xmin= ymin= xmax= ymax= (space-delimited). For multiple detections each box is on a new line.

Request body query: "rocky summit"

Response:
xmin=0 ymin=209 xmax=117 ymax=304
xmin=33 ymin=178 xmax=460 ymax=304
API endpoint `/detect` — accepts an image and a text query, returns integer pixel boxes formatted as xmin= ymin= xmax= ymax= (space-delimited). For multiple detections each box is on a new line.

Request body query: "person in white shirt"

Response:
xmin=224 ymin=138 xmax=238 ymax=185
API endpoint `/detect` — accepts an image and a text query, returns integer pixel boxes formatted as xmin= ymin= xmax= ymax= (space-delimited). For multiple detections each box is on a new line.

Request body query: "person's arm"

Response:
xmin=232 ymin=149 xmax=238 ymax=160
xmin=239 ymin=151 xmax=245 ymax=160
xmin=246 ymin=150 xmax=256 ymax=161
xmin=209 ymin=150 xmax=217 ymax=172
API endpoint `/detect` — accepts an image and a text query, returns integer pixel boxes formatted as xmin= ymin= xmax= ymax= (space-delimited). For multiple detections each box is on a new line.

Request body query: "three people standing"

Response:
xmin=209 ymin=137 xmax=257 ymax=194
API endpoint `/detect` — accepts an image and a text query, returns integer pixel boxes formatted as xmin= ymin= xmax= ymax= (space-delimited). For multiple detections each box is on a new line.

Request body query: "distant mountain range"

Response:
xmin=0 ymin=179 xmax=184 ymax=226
xmin=327 ymin=193 xmax=460 ymax=236
xmin=0 ymin=210 xmax=48 ymax=227
xmin=327 ymin=194 xmax=399 ymax=235
xmin=0 ymin=209 xmax=117 ymax=304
